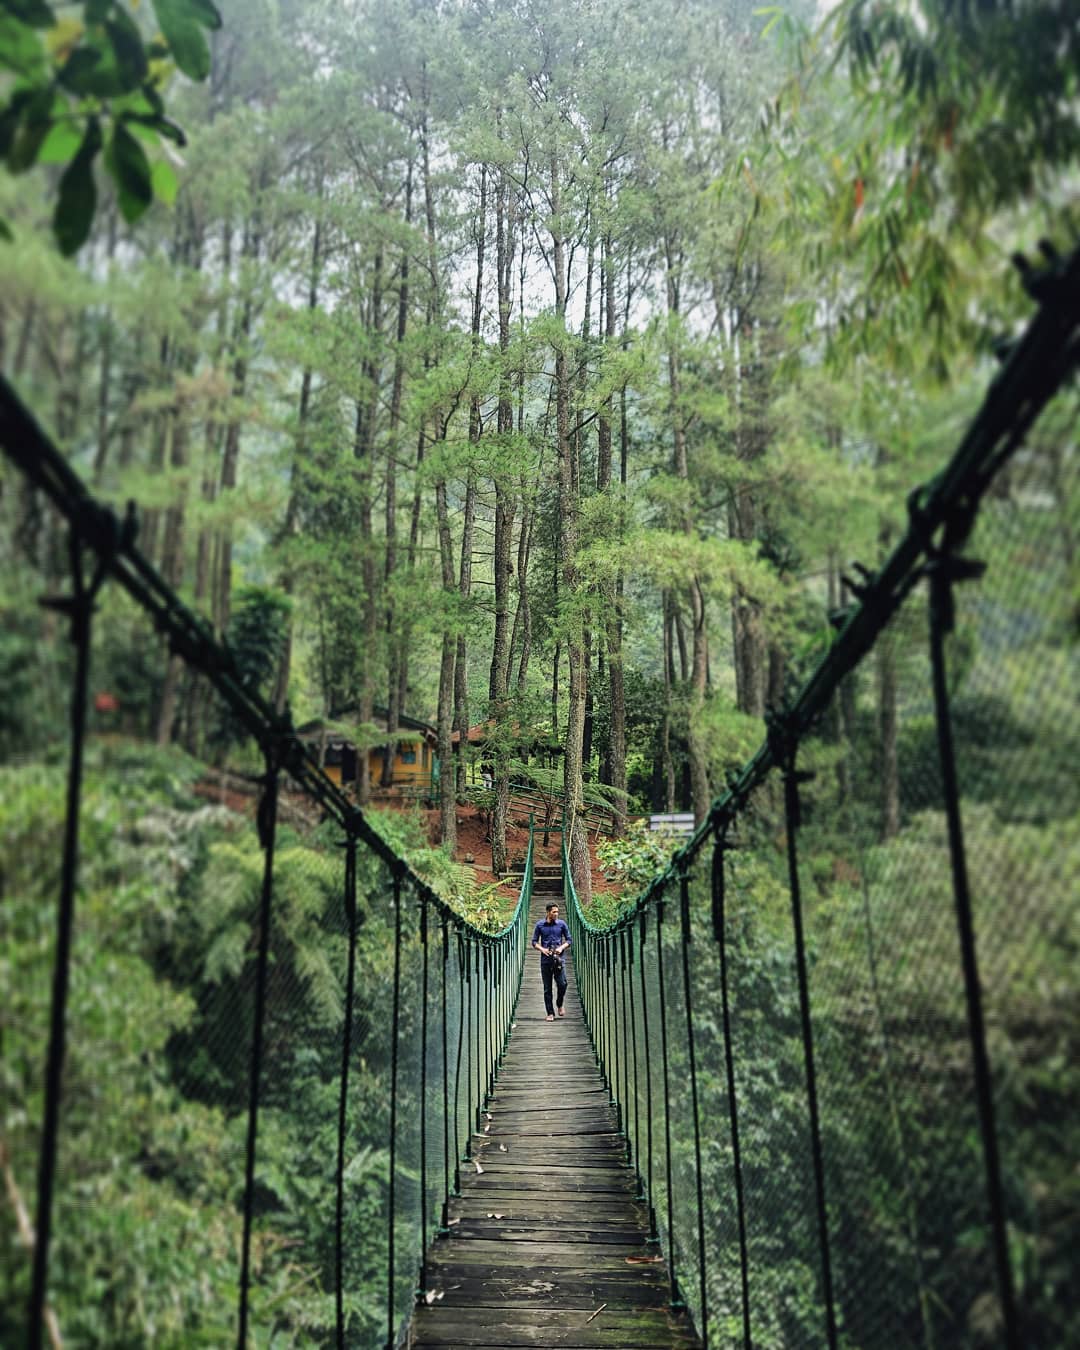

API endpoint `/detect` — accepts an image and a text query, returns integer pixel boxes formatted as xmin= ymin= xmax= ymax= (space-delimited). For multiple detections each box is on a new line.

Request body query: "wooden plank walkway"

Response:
xmin=409 ymin=886 xmax=701 ymax=1349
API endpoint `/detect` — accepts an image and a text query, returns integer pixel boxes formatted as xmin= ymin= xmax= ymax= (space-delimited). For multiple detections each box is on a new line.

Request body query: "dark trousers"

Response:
xmin=540 ymin=956 xmax=568 ymax=1015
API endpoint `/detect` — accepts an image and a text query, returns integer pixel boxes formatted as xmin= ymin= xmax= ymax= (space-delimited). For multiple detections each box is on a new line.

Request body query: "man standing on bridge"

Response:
xmin=531 ymin=903 xmax=571 ymax=1021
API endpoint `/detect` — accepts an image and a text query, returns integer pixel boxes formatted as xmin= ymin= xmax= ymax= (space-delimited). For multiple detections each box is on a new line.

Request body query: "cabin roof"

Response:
xmin=451 ymin=720 xmax=562 ymax=751
xmin=298 ymin=704 xmax=436 ymax=745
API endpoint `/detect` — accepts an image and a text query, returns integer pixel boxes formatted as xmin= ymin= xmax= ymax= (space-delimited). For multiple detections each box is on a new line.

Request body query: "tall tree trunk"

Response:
xmin=354 ymin=241 xmax=384 ymax=807
xmin=140 ymin=335 xmax=171 ymax=564
xmin=455 ymin=166 xmax=486 ymax=785
xmin=274 ymin=200 xmax=323 ymax=715
xmin=665 ymin=232 xmax=711 ymax=824
xmin=603 ymin=241 xmax=631 ymax=830
xmin=92 ymin=208 xmax=119 ymax=486
xmin=215 ymin=203 xmax=263 ymax=635
xmin=550 ymin=152 xmax=589 ymax=902
xmin=418 ymin=98 xmax=457 ymax=848
xmin=182 ymin=221 xmax=232 ymax=755
xmin=661 ymin=590 xmax=677 ymax=812
xmin=511 ymin=488 xmax=534 ymax=691
xmin=156 ymin=405 xmax=190 ymax=745
xmin=489 ymin=166 xmax=517 ymax=874
xmin=436 ymin=478 xmax=458 ymax=853
xmin=382 ymin=165 xmax=413 ymax=785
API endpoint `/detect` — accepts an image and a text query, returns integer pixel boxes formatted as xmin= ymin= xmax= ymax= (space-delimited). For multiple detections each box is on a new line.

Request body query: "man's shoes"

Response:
xmin=557 ymin=1007 xmax=565 ymax=1017
xmin=546 ymin=1014 xmax=555 ymax=1021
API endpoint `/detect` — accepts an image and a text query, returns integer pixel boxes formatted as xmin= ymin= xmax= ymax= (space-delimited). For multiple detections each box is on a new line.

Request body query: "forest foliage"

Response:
xmin=1 ymin=0 xmax=1078 ymax=1345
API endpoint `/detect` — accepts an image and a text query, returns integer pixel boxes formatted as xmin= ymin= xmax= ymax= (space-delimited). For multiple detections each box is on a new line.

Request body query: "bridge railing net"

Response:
xmin=565 ymin=260 xmax=1079 ymax=1350
xmin=0 ymin=411 xmax=534 ymax=1348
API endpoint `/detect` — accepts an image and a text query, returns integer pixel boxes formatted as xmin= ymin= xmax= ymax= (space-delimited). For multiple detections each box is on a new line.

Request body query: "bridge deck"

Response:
xmin=409 ymin=891 xmax=701 ymax=1348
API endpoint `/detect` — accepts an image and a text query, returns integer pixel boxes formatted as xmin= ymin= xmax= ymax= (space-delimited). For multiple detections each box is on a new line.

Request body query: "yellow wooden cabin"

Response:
xmin=298 ymin=708 xmax=437 ymax=796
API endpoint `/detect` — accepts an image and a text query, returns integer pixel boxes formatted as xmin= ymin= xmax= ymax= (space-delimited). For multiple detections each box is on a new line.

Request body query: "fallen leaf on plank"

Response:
xmin=447 ymin=1217 xmax=460 ymax=1226
xmin=625 ymin=1255 xmax=663 ymax=1264
xmin=486 ymin=1212 xmax=505 ymax=1219
xmin=498 ymin=1143 xmax=508 ymax=1152
xmin=474 ymin=1160 xmax=484 ymax=1174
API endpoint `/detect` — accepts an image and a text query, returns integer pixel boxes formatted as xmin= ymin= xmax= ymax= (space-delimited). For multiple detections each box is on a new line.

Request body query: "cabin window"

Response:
xmin=400 ymin=748 xmax=417 ymax=765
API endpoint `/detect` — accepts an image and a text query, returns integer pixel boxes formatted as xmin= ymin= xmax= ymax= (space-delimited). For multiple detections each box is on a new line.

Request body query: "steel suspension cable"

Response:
xmin=925 ymin=543 xmax=1020 ymax=1348
xmin=475 ymin=939 xmax=483 ymax=1139
xmin=628 ymin=928 xmax=642 ymax=1190
xmin=453 ymin=931 xmax=466 ymax=1189
xmin=619 ymin=928 xmax=631 ymax=1161
xmin=655 ymin=896 xmax=681 ymax=1307
xmin=418 ymin=896 xmax=430 ymax=1295
xmin=462 ymin=936 xmax=473 ymax=1167
xmin=639 ymin=909 xmax=657 ymax=1238
xmin=439 ymin=916 xmax=452 ymax=1232
xmin=238 ymin=755 xmax=281 ymax=1349
xmin=678 ymin=869 xmax=709 ymax=1345
xmin=334 ymin=833 xmax=360 ymax=1348
xmin=711 ymin=834 xmax=751 ymax=1350
xmin=28 ymin=533 xmax=104 ymax=1350
xmin=385 ymin=869 xmax=404 ymax=1350
xmin=777 ymin=737 xmax=837 ymax=1350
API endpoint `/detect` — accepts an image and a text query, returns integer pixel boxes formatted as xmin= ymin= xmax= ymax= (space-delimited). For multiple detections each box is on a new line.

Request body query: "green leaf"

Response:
xmin=0 ymin=15 xmax=45 ymax=75
xmin=0 ymin=216 xmax=13 ymax=242
xmin=152 ymin=0 xmax=211 ymax=81
xmin=184 ymin=0 xmax=222 ymax=29
xmin=53 ymin=115 xmax=101 ymax=255
xmin=151 ymin=157 xmax=178 ymax=205
xmin=7 ymin=86 xmax=53 ymax=171
xmin=1 ymin=0 xmax=54 ymax=28
xmin=105 ymin=10 xmax=149 ymax=88
xmin=37 ymin=118 xmax=83 ymax=164
xmin=105 ymin=120 xmax=153 ymax=223
xmin=0 ymin=90 xmax=31 ymax=158
xmin=121 ymin=110 xmax=186 ymax=146
xmin=59 ymin=25 xmax=144 ymax=97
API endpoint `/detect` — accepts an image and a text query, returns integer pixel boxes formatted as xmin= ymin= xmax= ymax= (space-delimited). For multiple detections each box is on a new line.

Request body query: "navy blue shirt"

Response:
xmin=532 ymin=918 xmax=571 ymax=958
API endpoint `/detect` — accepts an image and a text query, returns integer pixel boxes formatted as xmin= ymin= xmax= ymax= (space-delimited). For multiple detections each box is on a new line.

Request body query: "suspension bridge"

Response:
xmin=2 ymin=245 xmax=1078 ymax=1349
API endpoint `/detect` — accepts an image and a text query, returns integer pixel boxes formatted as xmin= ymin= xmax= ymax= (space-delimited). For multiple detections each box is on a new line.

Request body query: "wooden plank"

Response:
xmin=448 ymin=1223 xmax=647 ymax=1243
xmin=426 ymin=1240 xmax=658 ymax=1269
xmin=412 ymin=1305 xmax=698 ymax=1347
xmin=448 ymin=1200 xmax=648 ymax=1222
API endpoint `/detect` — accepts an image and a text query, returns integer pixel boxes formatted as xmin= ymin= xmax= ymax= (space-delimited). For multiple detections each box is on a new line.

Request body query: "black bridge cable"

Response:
xmin=776 ymin=738 xmax=838 ymax=1350
xmin=27 ymin=532 xmax=105 ymax=1350
xmin=237 ymin=759 xmax=281 ymax=1349
xmin=386 ymin=869 xmax=404 ymax=1350
xmin=711 ymin=834 xmax=752 ymax=1350
xmin=925 ymin=542 xmax=1019 ymax=1347
xmin=677 ymin=867 xmax=709 ymax=1347
xmin=334 ymin=835 xmax=360 ymax=1349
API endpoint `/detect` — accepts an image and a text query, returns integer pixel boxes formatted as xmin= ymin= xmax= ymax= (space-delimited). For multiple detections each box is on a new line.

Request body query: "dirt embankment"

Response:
xmin=425 ymin=803 xmax=620 ymax=900
xmin=194 ymin=776 xmax=620 ymax=899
